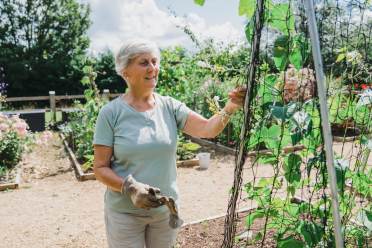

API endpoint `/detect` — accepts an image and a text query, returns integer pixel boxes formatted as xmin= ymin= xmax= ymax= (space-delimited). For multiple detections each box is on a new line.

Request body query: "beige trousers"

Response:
xmin=104 ymin=207 xmax=178 ymax=248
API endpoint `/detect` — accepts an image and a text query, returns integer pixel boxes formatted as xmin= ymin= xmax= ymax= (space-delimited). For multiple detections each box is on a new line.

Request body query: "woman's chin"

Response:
xmin=145 ymin=80 xmax=157 ymax=88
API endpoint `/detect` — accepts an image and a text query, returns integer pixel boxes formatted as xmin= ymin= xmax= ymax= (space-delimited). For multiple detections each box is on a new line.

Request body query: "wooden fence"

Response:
xmin=4 ymin=89 xmax=121 ymax=123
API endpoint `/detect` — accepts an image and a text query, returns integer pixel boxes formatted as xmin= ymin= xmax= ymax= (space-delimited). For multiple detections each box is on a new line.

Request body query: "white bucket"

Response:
xmin=197 ymin=152 xmax=211 ymax=170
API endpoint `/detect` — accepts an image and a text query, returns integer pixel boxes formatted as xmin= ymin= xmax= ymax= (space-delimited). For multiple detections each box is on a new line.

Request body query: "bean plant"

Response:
xmin=59 ymin=60 xmax=107 ymax=171
xmin=194 ymin=0 xmax=372 ymax=247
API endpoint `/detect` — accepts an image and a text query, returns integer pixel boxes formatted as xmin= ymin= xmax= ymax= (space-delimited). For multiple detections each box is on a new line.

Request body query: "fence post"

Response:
xmin=304 ymin=1 xmax=344 ymax=247
xmin=49 ymin=91 xmax=56 ymax=124
xmin=102 ymin=89 xmax=110 ymax=101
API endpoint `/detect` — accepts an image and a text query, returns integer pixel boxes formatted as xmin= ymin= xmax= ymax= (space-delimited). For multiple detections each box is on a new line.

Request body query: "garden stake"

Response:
xmin=222 ymin=0 xmax=266 ymax=246
xmin=304 ymin=0 xmax=344 ymax=247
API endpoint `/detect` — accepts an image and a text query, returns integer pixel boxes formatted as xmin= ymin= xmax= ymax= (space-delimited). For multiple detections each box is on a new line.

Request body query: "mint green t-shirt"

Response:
xmin=93 ymin=93 xmax=191 ymax=215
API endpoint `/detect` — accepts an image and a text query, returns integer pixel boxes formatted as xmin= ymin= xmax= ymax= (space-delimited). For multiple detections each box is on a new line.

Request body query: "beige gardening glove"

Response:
xmin=123 ymin=175 xmax=163 ymax=210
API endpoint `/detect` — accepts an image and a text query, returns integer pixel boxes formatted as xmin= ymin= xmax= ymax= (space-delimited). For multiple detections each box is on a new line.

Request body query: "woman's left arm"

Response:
xmin=183 ymin=87 xmax=246 ymax=138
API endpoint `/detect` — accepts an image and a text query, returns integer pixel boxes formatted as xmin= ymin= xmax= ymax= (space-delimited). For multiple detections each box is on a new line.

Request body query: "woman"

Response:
xmin=93 ymin=39 xmax=245 ymax=248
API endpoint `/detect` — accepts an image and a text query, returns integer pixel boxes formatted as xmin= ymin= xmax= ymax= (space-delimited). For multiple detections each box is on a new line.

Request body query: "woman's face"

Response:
xmin=123 ymin=52 xmax=159 ymax=91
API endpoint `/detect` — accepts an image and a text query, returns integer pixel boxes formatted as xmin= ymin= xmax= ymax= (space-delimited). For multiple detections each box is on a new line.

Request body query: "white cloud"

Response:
xmin=83 ymin=0 xmax=245 ymax=54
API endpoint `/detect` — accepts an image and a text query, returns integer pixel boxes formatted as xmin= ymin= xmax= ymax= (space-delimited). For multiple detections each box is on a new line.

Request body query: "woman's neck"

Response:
xmin=123 ymin=89 xmax=155 ymax=111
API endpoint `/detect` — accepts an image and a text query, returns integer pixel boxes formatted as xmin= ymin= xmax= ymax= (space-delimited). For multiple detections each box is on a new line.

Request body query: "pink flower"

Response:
xmin=13 ymin=121 xmax=28 ymax=137
xmin=0 ymin=113 xmax=7 ymax=122
xmin=36 ymin=131 xmax=53 ymax=145
xmin=41 ymin=131 xmax=53 ymax=143
xmin=0 ymin=123 xmax=9 ymax=132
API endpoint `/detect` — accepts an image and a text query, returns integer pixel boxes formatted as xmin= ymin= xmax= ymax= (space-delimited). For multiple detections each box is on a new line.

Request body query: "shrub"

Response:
xmin=0 ymin=114 xmax=29 ymax=170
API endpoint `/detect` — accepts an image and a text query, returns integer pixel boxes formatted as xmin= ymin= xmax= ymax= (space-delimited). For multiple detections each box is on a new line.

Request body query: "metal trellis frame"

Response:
xmin=304 ymin=0 xmax=344 ymax=247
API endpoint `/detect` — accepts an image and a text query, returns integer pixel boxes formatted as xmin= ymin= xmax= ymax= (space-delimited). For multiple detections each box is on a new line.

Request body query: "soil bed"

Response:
xmin=176 ymin=211 xmax=276 ymax=248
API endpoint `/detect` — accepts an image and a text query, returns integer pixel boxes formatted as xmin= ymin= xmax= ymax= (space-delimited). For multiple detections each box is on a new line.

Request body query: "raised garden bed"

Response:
xmin=0 ymin=167 xmax=21 ymax=191
xmin=2 ymin=109 xmax=46 ymax=132
xmin=189 ymin=136 xmax=305 ymax=157
xmin=60 ymin=133 xmax=95 ymax=181
xmin=176 ymin=206 xmax=276 ymax=248
xmin=332 ymin=124 xmax=361 ymax=142
xmin=188 ymin=136 xmax=236 ymax=155
xmin=60 ymin=133 xmax=200 ymax=181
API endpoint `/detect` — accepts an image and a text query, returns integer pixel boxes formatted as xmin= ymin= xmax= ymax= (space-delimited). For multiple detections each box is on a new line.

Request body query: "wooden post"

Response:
xmin=102 ymin=89 xmax=110 ymax=101
xmin=49 ymin=91 xmax=56 ymax=124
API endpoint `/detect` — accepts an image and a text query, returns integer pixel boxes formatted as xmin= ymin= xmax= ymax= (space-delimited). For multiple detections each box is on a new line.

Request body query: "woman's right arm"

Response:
xmin=93 ymin=144 xmax=123 ymax=193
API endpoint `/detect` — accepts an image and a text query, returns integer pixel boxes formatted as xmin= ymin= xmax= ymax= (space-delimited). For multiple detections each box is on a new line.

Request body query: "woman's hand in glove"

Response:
xmin=123 ymin=175 xmax=163 ymax=210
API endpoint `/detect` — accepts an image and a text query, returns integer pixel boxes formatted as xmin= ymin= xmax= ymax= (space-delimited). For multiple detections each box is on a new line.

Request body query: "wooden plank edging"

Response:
xmin=189 ymin=136 xmax=305 ymax=157
xmin=188 ymin=136 xmax=236 ymax=155
xmin=182 ymin=206 xmax=256 ymax=227
xmin=60 ymin=133 xmax=95 ymax=181
xmin=0 ymin=168 xmax=21 ymax=191
xmin=176 ymin=158 xmax=199 ymax=168
xmin=60 ymin=134 xmax=201 ymax=181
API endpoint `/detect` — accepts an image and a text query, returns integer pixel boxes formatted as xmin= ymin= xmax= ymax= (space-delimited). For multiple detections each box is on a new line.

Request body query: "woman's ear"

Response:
xmin=122 ymin=70 xmax=128 ymax=80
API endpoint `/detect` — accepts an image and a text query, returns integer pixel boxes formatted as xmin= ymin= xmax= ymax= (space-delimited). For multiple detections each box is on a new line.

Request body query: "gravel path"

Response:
xmin=0 ymin=134 xmax=246 ymax=248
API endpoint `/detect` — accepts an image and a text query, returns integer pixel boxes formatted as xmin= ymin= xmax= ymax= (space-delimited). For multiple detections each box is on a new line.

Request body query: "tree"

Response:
xmin=315 ymin=1 xmax=372 ymax=84
xmin=93 ymin=50 xmax=126 ymax=93
xmin=0 ymin=0 xmax=90 ymax=97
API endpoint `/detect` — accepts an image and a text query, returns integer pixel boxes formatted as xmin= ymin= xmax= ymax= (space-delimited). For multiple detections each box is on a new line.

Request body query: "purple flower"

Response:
xmin=0 ymin=67 xmax=7 ymax=94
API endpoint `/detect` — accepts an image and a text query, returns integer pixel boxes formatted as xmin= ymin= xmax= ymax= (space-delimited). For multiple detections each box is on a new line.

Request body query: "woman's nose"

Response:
xmin=147 ymin=63 xmax=158 ymax=72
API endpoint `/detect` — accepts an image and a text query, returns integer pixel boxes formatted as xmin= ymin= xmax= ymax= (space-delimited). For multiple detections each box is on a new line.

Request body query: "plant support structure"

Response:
xmin=304 ymin=0 xmax=344 ymax=247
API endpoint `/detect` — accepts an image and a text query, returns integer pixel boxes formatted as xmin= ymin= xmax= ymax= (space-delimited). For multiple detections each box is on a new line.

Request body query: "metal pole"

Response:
xmin=304 ymin=1 xmax=344 ymax=247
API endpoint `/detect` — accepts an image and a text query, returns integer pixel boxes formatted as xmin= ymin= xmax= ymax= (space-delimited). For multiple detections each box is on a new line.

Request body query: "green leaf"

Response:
xmin=298 ymin=221 xmax=323 ymax=247
xmin=268 ymin=3 xmax=295 ymax=34
xmin=278 ymin=236 xmax=305 ymax=248
xmin=239 ymin=0 xmax=256 ymax=18
xmin=80 ymin=76 xmax=90 ymax=85
xmin=270 ymin=102 xmax=297 ymax=121
xmin=264 ymin=74 xmax=277 ymax=86
xmin=268 ymin=125 xmax=281 ymax=137
xmin=336 ymin=53 xmax=345 ymax=63
xmin=289 ymin=49 xmax=302 ymax=69
xmin=286 ymin=203 xmax=299 ymax=217
xmin=356 ymin=210 xmax=372 ymax=231
xmin=334 ymin=159 xmax=349 ymax=191
xmin=263 ymin=125 xmax=281 ymax=150
xmin=284 ymin=153 xmax=302 ymax=183
xmin=273 ymin=35 xmax=290 ymax=70
xmin=246 ymin=209 xmax=265 ymax=228
xmin=82 ymin=65 xmax=93 ymax=74
xmin=194 ymin=0 xmax=205 ymax=6
xmin=287 ymin=185 xmax=296 ymax=196
xmin=257 ymin=154 xmax=278 ymax=165
xmin=291 ymin=131 xmax=302 ymax=145
xmin=257 ymin=178 xmax=272 ymax=188
xmin=291 ymin=111 xmax=312 ymax=135
xmin=244 ymin=21 xmax=254 ymax=42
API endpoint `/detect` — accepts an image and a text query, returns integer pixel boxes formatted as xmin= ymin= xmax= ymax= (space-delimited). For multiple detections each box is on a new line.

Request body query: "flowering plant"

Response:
xmin=0 ymin=114 xmax=29 ymax=170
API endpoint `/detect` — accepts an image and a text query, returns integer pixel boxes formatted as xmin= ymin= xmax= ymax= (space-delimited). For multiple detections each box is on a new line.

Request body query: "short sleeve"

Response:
xmin=168 ymin=97 xmax=192 ymax=130
xmin=93 ymin=105 xmax=114 ymax=147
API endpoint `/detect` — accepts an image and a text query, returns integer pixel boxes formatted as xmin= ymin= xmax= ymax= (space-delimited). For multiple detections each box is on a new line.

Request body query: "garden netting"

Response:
xmin=221 ymin=0 xmax=372 ymax=247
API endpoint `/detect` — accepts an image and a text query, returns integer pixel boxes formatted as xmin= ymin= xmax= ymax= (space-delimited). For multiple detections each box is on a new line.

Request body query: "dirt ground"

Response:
xmin=0 ymin=133 xmax=256 ymax=248
xmin=0 ymin=133 xmax=370 ymax=248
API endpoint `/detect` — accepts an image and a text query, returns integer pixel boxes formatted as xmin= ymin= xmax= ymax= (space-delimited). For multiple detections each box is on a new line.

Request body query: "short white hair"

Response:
xmin=115 ymin=39 xmax=160 ymax=76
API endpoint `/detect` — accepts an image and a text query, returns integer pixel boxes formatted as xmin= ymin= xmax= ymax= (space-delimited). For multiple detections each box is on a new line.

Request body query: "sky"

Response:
xmin=80 ymin=0 xmax=247 ymax=54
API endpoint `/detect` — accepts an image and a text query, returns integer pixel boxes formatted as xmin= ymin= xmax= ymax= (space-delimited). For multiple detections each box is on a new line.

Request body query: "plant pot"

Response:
xmin=331 ymin=124 xmax=361 ymax=142
xmin=196 ymin=152 xmax=211 ymax=170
